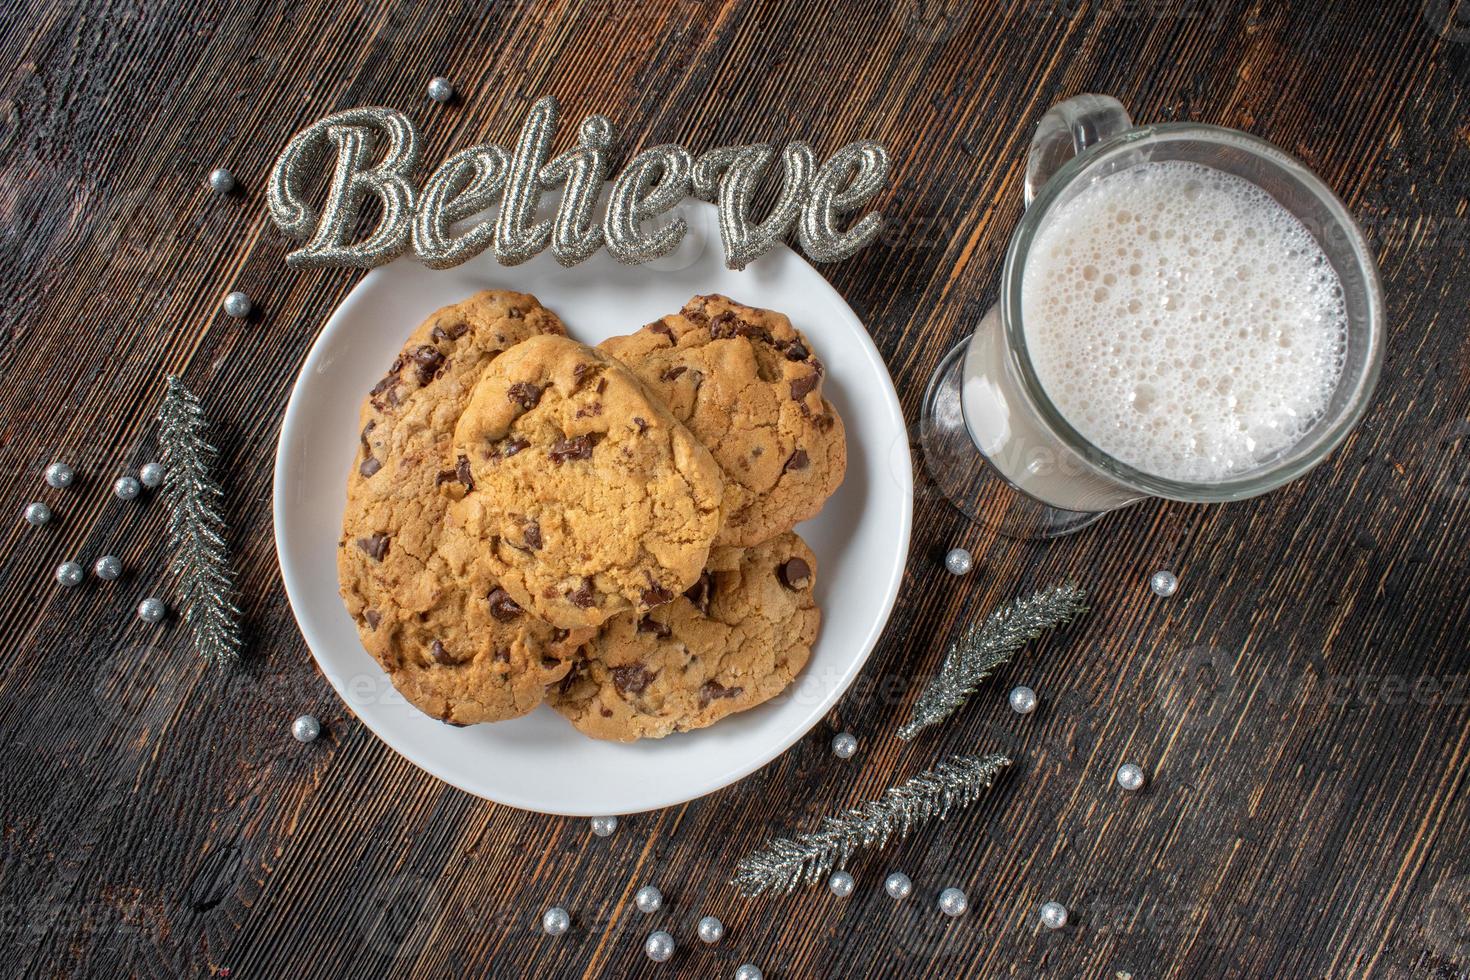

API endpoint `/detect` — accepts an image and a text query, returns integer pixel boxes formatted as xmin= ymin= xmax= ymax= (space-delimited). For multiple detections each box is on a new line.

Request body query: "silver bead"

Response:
xmin=137 ymin=597 xmax=167 ymax=623
xmin=938 ymin=887 xmax=968 ymax=917
xmin=590 ymin=815 xmax=618 ymax=837
xmin=113 ymin=476 xmax=142 ymax=501
xmin=23 ymin=502 xmax=51 ymax=526
xmin=634 ymin=885 xmax=663 ymax=914
xmin=1150 ymin=569 xmax=1178 ymax=597
xmin=735 ymin=966 xmax=764 ymax=980
xmin=208 ymin=167 xmax=237 ymax=194
xmin=696 ymin=915 xmax=724 ymax=944
xmin=884 ymin=872 xmax=913 ymax=900
xmin=55 ymin=561 xmax=84 ymax=587
xmin=1116 ymin=762 xmax=1147 ymax=792
xmin=292 ymin=714 xmax=321 ymax=743
xmin=94 ymin=555 xmax=123 ymax=581
xmin=139 ymin=462 xmax=165 ymax=488
xmin=222 ymin=291 xmax=252 ymax=318
xmin=541 ymin=906 xmax=571 ymax=936
xmin=944 ymin=547 xmax=974 ymax=576
xmin=44 ymin=462 xmax=75 ymax=489
xmin=831 ymin=732 xmax=858 ymax=759
xmin=427 ymin=76 xmax=455 ymax=103
xmin=1039 ymin=900 xmax=1069 ymax=930
xmin=828 ymin=870 xmax=855 ymax=898
xmin=644 ymin=929 xmax=675 ymax=963
xmin=1009 ymin=685 xmax=1039 ymax=715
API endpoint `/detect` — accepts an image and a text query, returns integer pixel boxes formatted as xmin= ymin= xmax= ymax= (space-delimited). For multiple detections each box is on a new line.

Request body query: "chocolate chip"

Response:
xmin=576 ymin=401 xmax=603 ymax=418
xmin=549 ymin=433 xmax=599 ymax=463
xmin=600 ymin=707 xmax=613 ymax=717
xmin=558 ymin=660 xmax=583 ymax=694
xmin=814 ymin=413 xmax=836 ymax=432
xmin=507 ymin=306 xmax=524 ymax=318
xmin=569 ymin=577 xmax=597 ymax=608
xmin=633 ymin=417 xmax=649 ymax=434
xmin=784 ymin=449 xmax=810 ymax=472
xmin=790 ymin=373 xmax=820 ymax=400
xmin=637 ymin=615 xmax=672 ymax=639
xmin=642 ymin=577 xmax=675 ymax=608
xmin=441 ymin=717 xmax=468 ymax=728
xmin=683 ymin=572 xmax=713 ymax=614
xmin=699 ymin=680 xmax=743 ymax=707
xmin=709 ymin=311 xmax=773 ymax=343
xmin=369 ymin=372 xmax=400 ymax=407
xmin=660 ymin=365 xmax=687 ymax=382
xmin=363 ymin=609 xmax=381 ymax=629
xmin=523 ymin=520 xmax=543 ymax=551
xmin=356 ymin=535 xmax=389 ymax=561
xmin=456 ymin=454 xmax=473 ymax=490
xmin=540 ymin=656 xmax=560 ymax=668
xmin=784 ymin=340 xmax=809 ymax=361
xmin=572 ymin=362 xmax=605 ymax=392
xmin=430 ymin=640 xmax=452 ymax=665
xmin=487 ymin=587 xmax=522 ymax=622
xmin=650 ymin=322 xmax=676 ymax=344
xmin=360 ymin=420 xmax=376 ymax=450
xmin=435 ymin=468 xmax=456 ymax=486
xmin=778 ymin=557 xmax=812 ymax=590
xmin=430 ymin=321 xmax=468 ymax=342
xmin=682 ymin=296 xmax=713 ymax=319
xmin=494 ymin=437 xmax=529 ymax=460
xmin=708 ymin=312 xmax=739 ymax=339
xmin=359 ymin=456 xmax=382 ymax=477
xmin=508 ymin=382 xmax=543 ymax=411
xmin=612 ymin=664 xmax=654 ymax=695
xmin=596 ymin=377 xmax=607 ymax=394
xmin=411 ymin=345 xmax=445 ymax=385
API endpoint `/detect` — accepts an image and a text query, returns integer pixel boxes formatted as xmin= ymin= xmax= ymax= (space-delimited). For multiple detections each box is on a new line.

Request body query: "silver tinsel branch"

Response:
xmin=897 ymin=583 xmax=1087 ymax=740
xmin=158 ymin=376 xmax=242 ymax=667
xmin=731 ymin=753 xmax=1011 ymax=897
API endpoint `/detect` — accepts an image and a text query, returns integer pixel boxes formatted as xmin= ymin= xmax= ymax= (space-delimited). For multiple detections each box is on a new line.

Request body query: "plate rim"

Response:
xmin=272 ymin=241 xmax=913 ymax=815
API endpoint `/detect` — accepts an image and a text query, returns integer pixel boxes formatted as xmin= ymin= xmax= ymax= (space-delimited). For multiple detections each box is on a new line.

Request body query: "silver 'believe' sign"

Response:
xmin=267 ymin=96 xmax=890 ymax=272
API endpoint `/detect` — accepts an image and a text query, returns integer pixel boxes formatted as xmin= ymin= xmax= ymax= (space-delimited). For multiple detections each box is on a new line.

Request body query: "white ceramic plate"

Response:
xmin=273 ymin=201 xmax=913 ymax=815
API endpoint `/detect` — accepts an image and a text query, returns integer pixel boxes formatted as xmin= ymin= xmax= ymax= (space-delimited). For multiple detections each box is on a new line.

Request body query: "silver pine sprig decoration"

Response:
xmin=897 ymin=583 xmax=1087 ymax=740
xmin=731 ymin=753 xmax=1011 ymax=897
xmin=158 ymin=375 xmax=242 ymax=668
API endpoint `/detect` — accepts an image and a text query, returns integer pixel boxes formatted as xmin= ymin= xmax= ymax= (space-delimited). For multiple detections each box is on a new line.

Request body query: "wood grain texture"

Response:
xmin=1 ymin=0 xmax=1468 ymax=977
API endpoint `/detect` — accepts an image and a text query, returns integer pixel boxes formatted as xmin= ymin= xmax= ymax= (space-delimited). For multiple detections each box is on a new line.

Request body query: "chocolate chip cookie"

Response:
xmin=339 ymin=290 xmax=589 ymax=725
xmin=550 ymin=532 xmax=819 ymax=741
xmin=448 ymin=335 xmax=725 ymax=631
xmin=599 ymin=294 xmax=846 ymax=547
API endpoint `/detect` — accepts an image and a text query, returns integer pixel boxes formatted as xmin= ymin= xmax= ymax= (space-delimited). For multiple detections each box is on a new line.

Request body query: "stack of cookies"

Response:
xmin=339 ymin=291 xmax=845 ymax=741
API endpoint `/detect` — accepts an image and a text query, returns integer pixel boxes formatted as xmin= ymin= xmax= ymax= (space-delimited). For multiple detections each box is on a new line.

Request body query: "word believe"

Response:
xmin=267 ymin=96 xmax=891 ymax=271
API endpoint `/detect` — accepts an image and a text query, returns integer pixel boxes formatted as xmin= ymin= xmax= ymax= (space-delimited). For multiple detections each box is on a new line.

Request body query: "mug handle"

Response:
xmin=1023 ymin=95 xmax=1133 ymax=207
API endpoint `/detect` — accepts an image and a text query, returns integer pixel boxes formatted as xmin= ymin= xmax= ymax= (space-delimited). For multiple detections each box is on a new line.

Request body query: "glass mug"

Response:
xmin=920 ymin=95 xmax=1385 ymax=537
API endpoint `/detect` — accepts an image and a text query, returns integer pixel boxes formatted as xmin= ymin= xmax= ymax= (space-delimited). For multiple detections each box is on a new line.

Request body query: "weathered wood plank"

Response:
xmin=1 ymin=1 xmax=1468 ymax=978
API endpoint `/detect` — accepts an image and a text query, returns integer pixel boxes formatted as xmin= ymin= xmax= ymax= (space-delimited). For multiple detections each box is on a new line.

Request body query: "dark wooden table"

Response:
xmin=3 ymin=1 xmax=1469 ymax=977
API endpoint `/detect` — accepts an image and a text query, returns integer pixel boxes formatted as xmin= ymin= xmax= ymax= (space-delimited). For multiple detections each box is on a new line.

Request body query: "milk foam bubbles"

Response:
xmin=1021 ymin=161 xmax=1347 ymax=483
